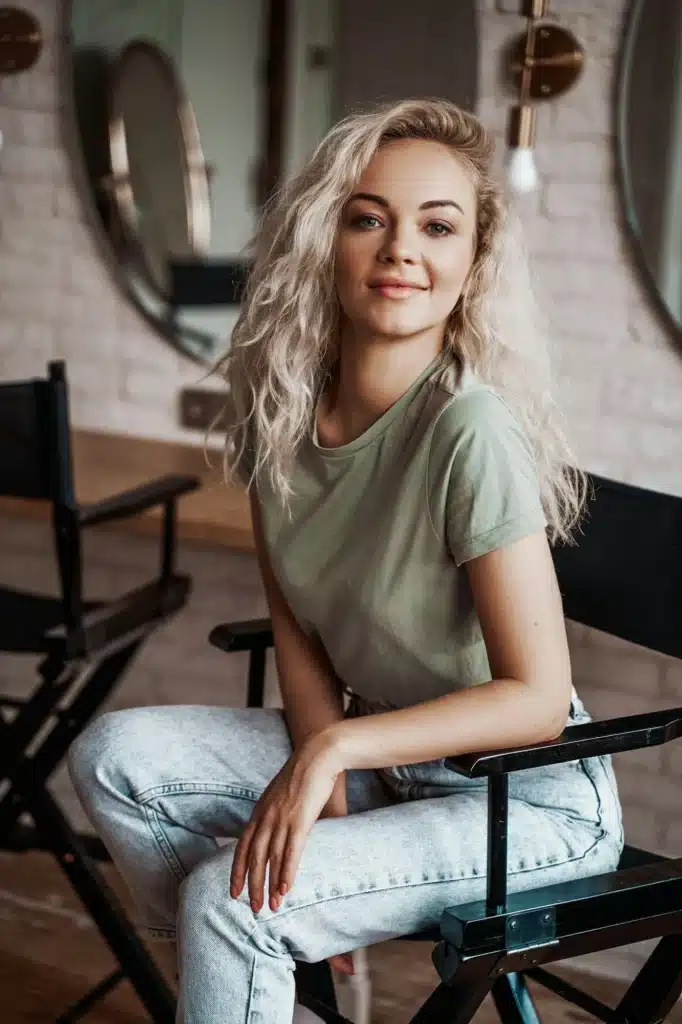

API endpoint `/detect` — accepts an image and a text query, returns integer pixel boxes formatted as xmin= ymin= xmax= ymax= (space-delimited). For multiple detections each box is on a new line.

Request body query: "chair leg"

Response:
xmin=30 ymin=783 xmax=177 ymax=1023
xmin=55 ymin=969 xmax=125 ymax=1023
xmin=3 ymin=654 xmax=71 ymax=758
xmin=247 ymin=646 xmax=267 ymax=708
xmin=615 ymin=933 xmax=682 ymax=1023
xmin=411 ymin=953 xmax=499 ymax=1023
xmin=0 ymin=640 xmax=142 ymax=835
xmin=491 ymin=973 xmax=542 ymax=1024
xmin=295 ymin=960 xmax=339 ymax=1014
xmin=0 ymin=642 xmax=176 ymax=1023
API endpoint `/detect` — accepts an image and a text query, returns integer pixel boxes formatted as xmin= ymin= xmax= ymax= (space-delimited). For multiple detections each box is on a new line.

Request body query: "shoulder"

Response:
xmin=428 ymin=366 xmax=533 ymax=476
xmin=425 ymin=366 xmax=546 ymax=562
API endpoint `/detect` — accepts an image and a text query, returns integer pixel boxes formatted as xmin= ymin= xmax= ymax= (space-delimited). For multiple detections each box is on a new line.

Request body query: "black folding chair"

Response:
xmin=0 ymin=361 xmax=199 ymax=1023
xmin=209 ymin=473 xmax=682 ymax=1023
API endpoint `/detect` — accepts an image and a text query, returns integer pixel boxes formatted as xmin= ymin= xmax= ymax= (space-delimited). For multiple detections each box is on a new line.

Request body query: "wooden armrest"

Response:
xmin=209 ymin=619 xmax=274 ymax=653
xmin=79 ymin=474 xmax=200 ymax=527
xmin=445 ymin=708 xmax=682 ymax=777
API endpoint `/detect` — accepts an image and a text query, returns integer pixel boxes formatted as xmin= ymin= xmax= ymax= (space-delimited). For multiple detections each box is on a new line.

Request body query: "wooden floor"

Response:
xmin=2 ymin=850 xmax=681 ymax=1023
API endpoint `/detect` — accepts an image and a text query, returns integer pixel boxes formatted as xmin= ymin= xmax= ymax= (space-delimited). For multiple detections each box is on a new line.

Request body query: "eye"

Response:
xmin=351 ymin=213 xmax=383 ymax=229
xmin=425 ymin=221 xmax=455 ymax=237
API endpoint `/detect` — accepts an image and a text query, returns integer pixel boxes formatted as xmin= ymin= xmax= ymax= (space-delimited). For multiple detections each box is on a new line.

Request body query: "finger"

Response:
xmin=247 ymin=823 xmax=274 ymax=912
xmin=278 ymin=827 xmax=307 ymax=899
xmin=267 ymin=826 xmax=290 ymax=910
xmin=231 ymin=823 xmax=256 ymax=898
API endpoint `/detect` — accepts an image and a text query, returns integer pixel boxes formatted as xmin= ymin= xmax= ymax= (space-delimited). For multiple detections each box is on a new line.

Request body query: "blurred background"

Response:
xmin=1 ymin=1 xmax=682 ymax=1021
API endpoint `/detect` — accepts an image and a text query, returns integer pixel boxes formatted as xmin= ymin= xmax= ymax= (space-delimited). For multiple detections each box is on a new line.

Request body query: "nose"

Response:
xmin=378 ymin=221 xmax=418 ymax=265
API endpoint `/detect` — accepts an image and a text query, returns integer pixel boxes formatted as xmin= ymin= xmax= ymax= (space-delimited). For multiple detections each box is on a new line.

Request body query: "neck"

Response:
xmin=322 ymin=324 xmax=445 ymax=445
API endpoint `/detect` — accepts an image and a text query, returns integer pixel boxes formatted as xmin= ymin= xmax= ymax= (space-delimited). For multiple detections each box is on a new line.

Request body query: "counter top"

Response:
xmin=0 ymin=429 xmax=255 ymax=552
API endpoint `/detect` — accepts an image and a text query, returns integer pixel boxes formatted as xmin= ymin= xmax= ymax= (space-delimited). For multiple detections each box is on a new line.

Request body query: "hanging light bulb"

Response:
xmin=504 ymin=0 xmax=584 ymax=197
xmin=506 ymin=104 xmax=538 ymax=194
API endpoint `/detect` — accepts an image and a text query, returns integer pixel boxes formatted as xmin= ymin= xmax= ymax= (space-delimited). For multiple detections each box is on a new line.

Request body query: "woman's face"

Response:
xmin=334 ymin=138 xmax=477 ymax=344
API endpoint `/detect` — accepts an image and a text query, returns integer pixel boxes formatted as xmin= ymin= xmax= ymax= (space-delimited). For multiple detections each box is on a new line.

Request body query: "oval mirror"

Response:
xmin=68 ymin=0 xmax=267 ymax=365
xmin=67 ymin=1 xmax=478 ymax=367
xmin=108 ymin=40 xmax=211 ymax=301
xmin=617 ymin=0 xmax=682 ymax=336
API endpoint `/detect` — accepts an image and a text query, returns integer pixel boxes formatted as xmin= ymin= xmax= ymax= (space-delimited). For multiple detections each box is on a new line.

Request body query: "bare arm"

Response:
xmin=319 ymin=531 xmax=573 ymax=773
xmin=249 ymin=489 xmax=349 ymax=816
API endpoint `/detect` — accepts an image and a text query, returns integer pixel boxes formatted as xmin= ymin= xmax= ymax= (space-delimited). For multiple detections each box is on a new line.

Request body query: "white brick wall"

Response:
xmin=2 ymin=1 xmax=681 ymax=467
xmin=3 ymin=0 xmax=682 ymax=986
xmin=0 ymin=0 xmax=204 ymax=443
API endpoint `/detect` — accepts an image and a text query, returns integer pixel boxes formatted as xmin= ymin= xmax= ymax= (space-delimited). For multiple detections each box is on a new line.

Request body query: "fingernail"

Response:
xmin=280 ymin=882 xmax=288 ymax=896
xmin=251 ymin=900 xmax=260 ymax=913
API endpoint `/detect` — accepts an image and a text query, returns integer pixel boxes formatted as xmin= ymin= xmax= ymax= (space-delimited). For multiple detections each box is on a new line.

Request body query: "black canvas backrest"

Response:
xmin=552 ymin=474 xmax=682 ymax=660
xmin=0 ymin=362 xmax=75 ymax=505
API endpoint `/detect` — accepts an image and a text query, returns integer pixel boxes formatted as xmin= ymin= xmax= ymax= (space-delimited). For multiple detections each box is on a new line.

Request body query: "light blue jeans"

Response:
xmin=68 ymin=690 xmax=623 ymax=1024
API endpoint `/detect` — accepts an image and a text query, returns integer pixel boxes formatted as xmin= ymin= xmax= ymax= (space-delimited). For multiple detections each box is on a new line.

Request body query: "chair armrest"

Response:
xmin=209 ymin=619 xmax=274 ymax=653
xmin=445 ymin=707 xmax=682 ymax=778
xmin=78 ymin=474 xmax=200 ymax=527
xmin=47 ymin=576 xmax=191 ymax=657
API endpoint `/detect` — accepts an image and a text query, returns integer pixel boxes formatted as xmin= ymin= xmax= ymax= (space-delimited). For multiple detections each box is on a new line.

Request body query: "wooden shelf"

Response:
xmin=0 ymin=429 xmax=255 ymax=552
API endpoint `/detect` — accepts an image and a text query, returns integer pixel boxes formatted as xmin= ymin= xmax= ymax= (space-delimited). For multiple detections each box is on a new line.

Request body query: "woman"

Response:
xmin=69 ymin=99 xmax=623 ymax=1023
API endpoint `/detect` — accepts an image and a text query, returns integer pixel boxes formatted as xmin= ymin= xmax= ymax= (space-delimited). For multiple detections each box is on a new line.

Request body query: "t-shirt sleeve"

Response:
xmin=429 ymin=389 xmax=547 ymax=566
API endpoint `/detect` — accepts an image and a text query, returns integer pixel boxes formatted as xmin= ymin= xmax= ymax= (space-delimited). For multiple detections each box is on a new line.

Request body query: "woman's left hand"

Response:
xmin=230 ymin=734 xmax=342 ymax=914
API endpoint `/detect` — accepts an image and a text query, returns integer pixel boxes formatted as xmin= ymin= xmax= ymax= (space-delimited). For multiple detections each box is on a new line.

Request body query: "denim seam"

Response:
xmin=575 ymin=755 xmax=610 ymax=841
xmin=143 ymin=804 xmax=187 ymax=883
xmin=593 ymin=754 xmax=625 ymax=848
xmin=245 ymin=948 xmax=258 ymax=1023
xmin=135 ymin=781 xmax=261 ymax=803
xmin=257 ymin=829 xmax=610 ymax=923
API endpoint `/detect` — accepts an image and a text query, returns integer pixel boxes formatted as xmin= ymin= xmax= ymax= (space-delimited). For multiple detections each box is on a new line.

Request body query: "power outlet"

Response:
xmin=179 ymin=387 xmax=227 ymax=431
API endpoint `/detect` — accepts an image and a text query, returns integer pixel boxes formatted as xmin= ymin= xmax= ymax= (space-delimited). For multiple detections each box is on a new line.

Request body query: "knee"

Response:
xmin=179 ymin=846 xmax=246 ymax=936
xmin=180 ymin=852 xmax=228 ymax=917
xmin=67 ymin=708 xmax=146 ymax=805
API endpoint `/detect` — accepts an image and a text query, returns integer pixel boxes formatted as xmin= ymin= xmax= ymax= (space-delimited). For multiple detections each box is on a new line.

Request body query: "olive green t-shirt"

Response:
xmin=241 ymin=350 xmax=547 ymax=710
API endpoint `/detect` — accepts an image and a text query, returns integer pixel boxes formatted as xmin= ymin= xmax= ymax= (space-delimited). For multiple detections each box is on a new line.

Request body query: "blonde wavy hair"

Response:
xmin=212 ymin=97 xmax=586 ymax=543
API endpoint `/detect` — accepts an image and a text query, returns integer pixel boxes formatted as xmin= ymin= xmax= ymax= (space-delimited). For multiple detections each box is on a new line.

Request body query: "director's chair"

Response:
xmin=210 ymin=473 xmax=682 ymax=1023
xmin=0 ymin=361 xmax=199 ymax=1022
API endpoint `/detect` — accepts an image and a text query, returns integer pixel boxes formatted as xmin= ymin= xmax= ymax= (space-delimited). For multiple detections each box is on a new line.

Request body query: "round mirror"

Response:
xmin=617 ymin=0 xmax=682 ymax=336
xmin=67 ymin=0 xmax=478 ymax=367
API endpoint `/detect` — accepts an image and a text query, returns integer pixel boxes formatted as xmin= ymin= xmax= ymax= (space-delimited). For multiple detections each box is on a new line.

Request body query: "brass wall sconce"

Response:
xmin=0 ymin=6 xmax=43 ymax=75
xmin=505 ymin=0 xmax=585 ymax=193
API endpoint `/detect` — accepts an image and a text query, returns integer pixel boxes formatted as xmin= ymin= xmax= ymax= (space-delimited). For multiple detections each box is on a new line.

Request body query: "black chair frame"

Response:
xmin=209 ymin=472 xmax=682 ymax=1024
xmin=0 ymin=361 xmax=199 ymax=1023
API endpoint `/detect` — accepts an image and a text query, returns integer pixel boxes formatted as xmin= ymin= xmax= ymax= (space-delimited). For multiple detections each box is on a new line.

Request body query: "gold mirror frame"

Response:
xmin=107 ymin=38 xmax=211 ymax=293
xmin=63 ymin=1 xmax=238 ymax=364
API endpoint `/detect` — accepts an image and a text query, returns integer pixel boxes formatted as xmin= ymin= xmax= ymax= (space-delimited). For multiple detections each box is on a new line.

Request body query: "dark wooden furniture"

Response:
xmin=0 ymin=361 xmax=199 ymax=1023
xmin=0 ymin=427 xmax=254 ymax=552
xmin=210 ymin=473 xmax=682 ymax=1023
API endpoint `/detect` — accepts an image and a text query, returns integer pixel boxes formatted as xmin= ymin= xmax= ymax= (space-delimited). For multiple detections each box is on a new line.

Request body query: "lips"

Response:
xmin=369 ymin=279 xmax=426 ymax=290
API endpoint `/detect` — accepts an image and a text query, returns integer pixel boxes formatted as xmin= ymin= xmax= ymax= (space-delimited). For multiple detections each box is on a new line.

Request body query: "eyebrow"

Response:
xmin=348 ymin=192 xmax=465 ymax=216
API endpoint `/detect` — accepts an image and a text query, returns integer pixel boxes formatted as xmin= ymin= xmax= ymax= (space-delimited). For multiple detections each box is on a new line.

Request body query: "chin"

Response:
xmin=364 ymin=314 xmax=432 ymax=338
